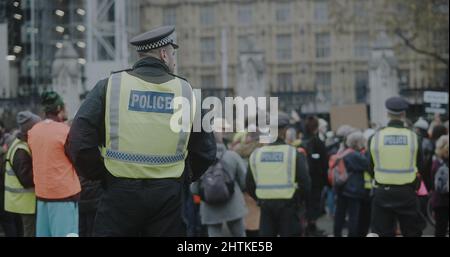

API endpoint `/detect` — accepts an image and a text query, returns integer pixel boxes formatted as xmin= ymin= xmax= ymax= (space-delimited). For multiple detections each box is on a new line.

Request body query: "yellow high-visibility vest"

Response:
xmin=363 ymin=171 xmax=373 ymax=189
xmin=103 ymin=71 xmax=195 ymax=179
xmin=370 ymin=127 xmax=418 ymax=185
xmin=249 ymin=144 xmax=297 ymax=199
xmin=4 ymin=138 xmax=36 ymax=214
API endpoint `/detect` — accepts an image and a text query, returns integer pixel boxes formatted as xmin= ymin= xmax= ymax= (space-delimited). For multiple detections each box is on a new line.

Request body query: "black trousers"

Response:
xmin=259 ymin=200 xmax=302 ymax=237
xmin=93 ymin=176 xmax=185 ymax=237
xmin=371 ymin=186 xmax=426 ymax=237
xmin=333 ymin=194 xmax=361 ymax=237
xmin=0 ymin=210 xmax=23 ymax=237
xmin=434 ymin=206 xmax=449 ymax=237
xmin=358 ymin=198 xmax=372 ymax=237
xmin=79 ymin=211 xmax=96 ymax=237
xmin=306 ymin=185 xmax=324 ymax=221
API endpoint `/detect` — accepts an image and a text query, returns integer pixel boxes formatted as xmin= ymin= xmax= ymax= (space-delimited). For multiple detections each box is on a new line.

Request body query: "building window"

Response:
xmin=238 ymin=4 xmax=252 ymax=25
xmin=354 ymin=0 xmax=368 ymax=18
xmin=314 ymin=0 xmax=328 ymax=23
xmin=315 ymin=72 xmax=332 ymax=102
xmin=276 ymin=3 xmax=290 ymax=22
xmin=355 ymin=71 xmax=368 ymax=103
xmin=433 ymin=29 xmax=449 ymax=55
xmin=354 ymin=31 xmax=370 ymax=58
xmin=277 ymin=34 xmax=292 ymax=60
xmin=278 ymin=73 xmax=293 ymax=92
xmin=200 ymin=6 xmax=214 ymax=25
xmin=163 ymin=7 xmax=176 ymax=25
xmin=398 ymin=69 xmax=410 ymax=90
xmin=238 ymin=35 xmax=253 ymax=53
xmin=201 ymin=75 xmax=217 ymax=89
xmin=200 ymin=37 xmax=215 ymax=64
xmin=434 ymin=69 xmax=448 ymax=89
xmin=316 ymin=32 xmax=331 ymax=58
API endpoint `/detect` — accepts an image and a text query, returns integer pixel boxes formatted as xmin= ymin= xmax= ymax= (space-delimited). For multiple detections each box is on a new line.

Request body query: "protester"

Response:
xmin=28 ymin=92 xmax=81 ymax=237
xmin=430 ymin=135 xmax=449 ymax=237
xmin=333 ymin=131 xmax=368 ymax=237
xmin=191 ymin=133 xmax=248 ymax=237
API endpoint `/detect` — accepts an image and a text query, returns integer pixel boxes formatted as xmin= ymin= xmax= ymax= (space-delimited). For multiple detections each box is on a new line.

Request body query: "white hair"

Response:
xmin=346 ymin=131 xmax=365 ymax=150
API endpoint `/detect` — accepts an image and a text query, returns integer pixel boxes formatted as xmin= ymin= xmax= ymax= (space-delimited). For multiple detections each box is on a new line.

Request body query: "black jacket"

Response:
xmin=246 ymin=138 xmax=312 ymax=204
xmin=301 ymin=134 xmax=329 ymax=188
xmin=65 ymin=57 xmax=216 ymax=183
xmin=10 ymin=148 xmax=34 ymax=189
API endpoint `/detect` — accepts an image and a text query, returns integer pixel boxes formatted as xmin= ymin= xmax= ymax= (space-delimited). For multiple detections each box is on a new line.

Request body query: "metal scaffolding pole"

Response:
xmin=85 ymin=0 xmax=139 ymax=90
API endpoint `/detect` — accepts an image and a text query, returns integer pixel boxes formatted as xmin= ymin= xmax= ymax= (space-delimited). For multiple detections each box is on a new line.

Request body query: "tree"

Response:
xmin=330 ymin=0 xmax=449 ymax=68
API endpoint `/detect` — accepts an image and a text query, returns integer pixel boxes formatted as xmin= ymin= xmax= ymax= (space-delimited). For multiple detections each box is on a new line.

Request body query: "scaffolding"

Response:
xmin=85 ymin=0 xmax=139 ymax=90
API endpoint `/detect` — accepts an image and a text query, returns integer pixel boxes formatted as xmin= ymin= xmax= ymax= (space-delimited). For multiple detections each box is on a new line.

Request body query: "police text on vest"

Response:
xmin=128 ymin=90 xmax=174 ymax=114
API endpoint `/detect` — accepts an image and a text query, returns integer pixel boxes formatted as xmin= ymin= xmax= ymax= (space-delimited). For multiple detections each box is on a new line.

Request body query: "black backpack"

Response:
xmin=199 ymin=159 xmax=235 ymax=205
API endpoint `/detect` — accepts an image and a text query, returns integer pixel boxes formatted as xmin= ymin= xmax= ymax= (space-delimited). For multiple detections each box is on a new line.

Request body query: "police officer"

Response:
xmin=368 ymin=96 xmax=426 ymax=237
xmin=246 ymin=113 xmax=311 ymax=237
xmin=4 ymin=111 xmax=41 ymax=237
xmin=66 ymin=25 xmax=216 ymax=236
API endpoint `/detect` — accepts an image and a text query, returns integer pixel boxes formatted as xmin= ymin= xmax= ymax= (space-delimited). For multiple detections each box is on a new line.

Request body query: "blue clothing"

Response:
xmin=341 ymin=152 xmax=368 ymax=199
xmin=36 ymin=201 xmax=79 ymax=237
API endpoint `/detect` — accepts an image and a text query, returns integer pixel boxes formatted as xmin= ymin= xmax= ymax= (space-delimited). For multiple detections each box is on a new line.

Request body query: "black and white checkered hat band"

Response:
xmin=136 ymin=35 xmax=174 ymax=51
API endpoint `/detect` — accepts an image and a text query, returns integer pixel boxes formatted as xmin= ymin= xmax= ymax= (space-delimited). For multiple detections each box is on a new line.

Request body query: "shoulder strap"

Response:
xmin=111 ymin=68 xmax=132 ymax=75
xmin=168 ymin=72 xmax=188 ymax=82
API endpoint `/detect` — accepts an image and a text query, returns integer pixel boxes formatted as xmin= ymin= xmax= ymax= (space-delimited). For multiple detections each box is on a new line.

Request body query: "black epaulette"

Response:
xmin=168 ymin=72 xmax=188 ymax=82
xmin=111 ymin=68 xmax=133 ymax=75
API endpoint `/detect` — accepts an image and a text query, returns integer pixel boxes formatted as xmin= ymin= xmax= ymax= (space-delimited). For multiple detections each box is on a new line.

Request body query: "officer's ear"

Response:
xmin=159 ymin=47 xmax=169 ymax=63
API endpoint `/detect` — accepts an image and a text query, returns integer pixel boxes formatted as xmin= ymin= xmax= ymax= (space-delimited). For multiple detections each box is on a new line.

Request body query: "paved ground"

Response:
xmin=0 ymin=212 xmax=439 ymax=237
xmin=316 ymin=213 xmax=436 ymax=237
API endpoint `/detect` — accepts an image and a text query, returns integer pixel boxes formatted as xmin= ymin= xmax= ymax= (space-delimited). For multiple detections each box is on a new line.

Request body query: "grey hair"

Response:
xmin=336 ymin=125 xmax=357 ymax=138
xmin=346 ymin=131 xmax=365 ymax=150
xmin=138 ymin=45 xmax=170 ymax=59
xmin=435 ymin=135 xmax=449 ymax=159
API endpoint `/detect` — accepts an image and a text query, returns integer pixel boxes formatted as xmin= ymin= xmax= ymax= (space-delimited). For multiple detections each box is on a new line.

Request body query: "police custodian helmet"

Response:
xmin=385 ymin=96 xmax=410 ymax=115
xmin=130 ymin=25 xmax=179 ymax=52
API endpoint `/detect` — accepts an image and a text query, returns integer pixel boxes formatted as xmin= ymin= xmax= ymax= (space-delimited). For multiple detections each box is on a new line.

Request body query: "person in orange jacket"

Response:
xmin=28 ymin=92 xmax=81 ymax=237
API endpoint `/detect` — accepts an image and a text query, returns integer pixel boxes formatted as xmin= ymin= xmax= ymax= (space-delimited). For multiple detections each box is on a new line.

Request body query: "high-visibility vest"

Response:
xmin=370 ymin=127 xmax=418 ymax=185
xmin=249 ymin=144 xmax=297 ymax=199
xmin=363 ymin=171 xmax=373 ymax=189
xmin=103 ymin=71 xmax=195 ymax=179
xmin=4 ymin=138 xmax=36 ymax=214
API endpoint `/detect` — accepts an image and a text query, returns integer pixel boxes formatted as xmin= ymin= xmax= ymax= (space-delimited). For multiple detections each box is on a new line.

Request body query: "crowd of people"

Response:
xmin=181 ymin=108 xmax=449 ymax=237
xmin=0 ymin=92 xmax=449 ymax=237
xmin=0 ymin=24 xmax=448 ymax=238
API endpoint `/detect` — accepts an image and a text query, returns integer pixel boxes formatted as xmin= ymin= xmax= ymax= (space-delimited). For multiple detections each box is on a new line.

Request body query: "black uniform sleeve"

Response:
xmin=415 ymin=135 xmax=424 ymax=176
xmin=12 ymin=149 xmax=34 ymax=188
xmin=367 ymin=135 xmax=375 ymax=177
xmin=296 ymin=152 xmax=311 ymax=201
xmin=245 ymin=163 xmax=257 ymax=200
xmin=65 ymin=79 xmax=109 ymax=180
xmin=185 ymin=110 xmax=217 ymax=182
xmin=318 ymin=139 xmax=329 ymax=186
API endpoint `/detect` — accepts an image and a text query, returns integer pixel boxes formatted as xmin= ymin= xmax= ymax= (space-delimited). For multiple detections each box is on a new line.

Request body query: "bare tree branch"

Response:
xmin=395 ymin=29 xmax=449 ymax=67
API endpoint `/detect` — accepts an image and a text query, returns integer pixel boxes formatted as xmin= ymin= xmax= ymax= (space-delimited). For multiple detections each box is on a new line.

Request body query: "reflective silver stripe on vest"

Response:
xmin=287 ymin=146 xmax=294 ymax=185
xmin=251 ymin=149 xmax=259 ymax=183
xmin=4 ymin=186 xmax=34 ymax=194
xmin=109 ymin=72 xmax=122 ymax=151
xmin=176 ymin=79 xmax=193 ymax=154
xmin=257 ymin=184 xmax=295 ymax=189
xmin=409 ymin=131 xmax=416 ymax=172
xmin=373 ymin=130 xmax=416 ymax=174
